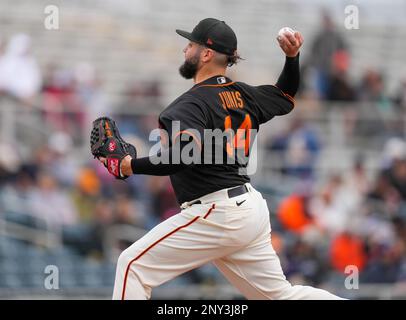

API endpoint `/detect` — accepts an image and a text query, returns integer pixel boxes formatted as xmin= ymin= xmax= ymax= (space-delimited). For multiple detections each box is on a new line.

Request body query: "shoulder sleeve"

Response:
xmin=159 ymin=94 xmax=208 ymax=148
xmin=247 ymin=84 xmax=295 ymax=124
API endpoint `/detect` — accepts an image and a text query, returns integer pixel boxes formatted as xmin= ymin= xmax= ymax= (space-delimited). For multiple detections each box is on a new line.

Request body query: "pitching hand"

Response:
xmin=277 ymin=31 xmax=304 ymax=58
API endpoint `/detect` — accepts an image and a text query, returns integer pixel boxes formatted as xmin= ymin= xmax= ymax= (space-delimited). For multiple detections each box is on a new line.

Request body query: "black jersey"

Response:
xmin=158 ymin=75 xmax=295 ymax=204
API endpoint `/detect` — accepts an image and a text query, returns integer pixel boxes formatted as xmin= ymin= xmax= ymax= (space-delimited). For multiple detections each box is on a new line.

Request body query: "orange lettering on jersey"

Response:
xmin=230 ymin=91 xmax=238 ymax=108
xmin=218 ymin=92 xmax=227 ymax=110
xmin=224 ymin=115 xmax=234 ymax=156
xmin=235 ymin=114 xmax=252 ymax=155
xmin=225 ymin=91 xmax=235 ymax=109
xmin=224 ymin=113 xmax=252 ymax=157
xmin=223 ymin=92 xmax=231 ymax=109
xmin=235 ymin=91 xmax=244 ymax=108
xmin=219 ymin=91 xmax=244 ymax=110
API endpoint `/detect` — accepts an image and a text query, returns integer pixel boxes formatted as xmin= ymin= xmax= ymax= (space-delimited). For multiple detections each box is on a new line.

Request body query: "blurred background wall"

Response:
xmin=1 ymin=0 xmax=406 ymax=299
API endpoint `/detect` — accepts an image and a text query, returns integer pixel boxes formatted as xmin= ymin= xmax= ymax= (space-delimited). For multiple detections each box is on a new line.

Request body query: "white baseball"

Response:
xmin=278 ymin=27 xmax=295 ymax=38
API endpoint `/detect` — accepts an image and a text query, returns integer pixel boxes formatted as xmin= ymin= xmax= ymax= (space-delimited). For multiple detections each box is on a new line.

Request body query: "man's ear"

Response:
xmin=201 ymin=48 xmax=214 ymax=63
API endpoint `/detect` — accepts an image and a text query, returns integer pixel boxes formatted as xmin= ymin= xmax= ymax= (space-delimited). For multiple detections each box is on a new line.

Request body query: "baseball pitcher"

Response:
xmin=91 ymin=18 xmax=344 ymax=300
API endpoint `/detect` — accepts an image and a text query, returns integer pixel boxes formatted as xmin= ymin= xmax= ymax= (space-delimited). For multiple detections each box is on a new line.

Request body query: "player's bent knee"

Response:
xmin=116 ymin=248 xmax=151 ymax=300
xmin=117 ymin=249 xmax=132 ymax=269
xmin=117 ymin=247 xmax=149 ymax=283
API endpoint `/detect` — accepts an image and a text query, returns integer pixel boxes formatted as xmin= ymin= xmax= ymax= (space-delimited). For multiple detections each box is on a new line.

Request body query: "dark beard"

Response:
xmin=179 ymin=56 xmax=199 ymax=79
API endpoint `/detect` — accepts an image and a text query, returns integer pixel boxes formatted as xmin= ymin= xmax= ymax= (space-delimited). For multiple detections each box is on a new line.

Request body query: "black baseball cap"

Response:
xmin=176 ymin=18 xmax=237 ymax=56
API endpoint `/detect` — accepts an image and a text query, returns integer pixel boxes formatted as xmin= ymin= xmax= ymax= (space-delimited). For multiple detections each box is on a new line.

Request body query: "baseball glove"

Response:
xmin=90 ymin=116 xmax=137 ymax=180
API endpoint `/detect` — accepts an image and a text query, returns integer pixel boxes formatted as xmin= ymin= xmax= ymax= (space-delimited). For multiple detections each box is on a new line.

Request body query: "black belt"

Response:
xmin=227 ymin=184 xmax=249 ymax=198
xmin=184 ymin=185 xmax=249 ymax=207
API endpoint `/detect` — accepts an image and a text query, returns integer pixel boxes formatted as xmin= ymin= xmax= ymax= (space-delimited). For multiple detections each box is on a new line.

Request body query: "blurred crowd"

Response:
xmin=263 ymin=12 xmax=406 ymax=287
xmin=274 ymin=143 xmax=406 ymax=286
xmin=301 ymin=12 xmax=405 ymax=108
xmin=0 ymin=33 xmax=176 ymax=262
xmin=1 ymin=10 xmax=406 ymax=292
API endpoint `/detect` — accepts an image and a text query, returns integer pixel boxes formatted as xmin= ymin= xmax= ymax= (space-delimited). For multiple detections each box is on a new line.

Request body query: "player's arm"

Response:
xmin=120 ymin=136 xmax=199 ymax=176
xmin=245 ymin=30 xmax=303 ymax=124
xmin=121 ymin=98 xmax=207 ymax=176
xmin=275 ymin=54 xmax=300 ymax=98
xmin=274 ymin=30 xmax=303 ymax=97
xmin=121 ymin=140 xmax=194 ymax=176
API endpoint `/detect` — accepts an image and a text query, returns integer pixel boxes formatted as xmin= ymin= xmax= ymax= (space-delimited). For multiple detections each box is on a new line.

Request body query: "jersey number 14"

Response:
xmin=224 ymin=113 xmax=252 ymax=157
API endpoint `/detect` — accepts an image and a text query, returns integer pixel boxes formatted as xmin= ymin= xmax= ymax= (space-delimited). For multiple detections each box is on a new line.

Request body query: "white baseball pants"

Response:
xmin=112 ymin=183 xmax=344 ymax=300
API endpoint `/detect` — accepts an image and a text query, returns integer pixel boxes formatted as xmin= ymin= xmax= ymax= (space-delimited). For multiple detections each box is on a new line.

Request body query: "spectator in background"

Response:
xmin=277 ymin=193 xmax=313 ymax=234
xmin=356 ymin=69 xmax=398 ymax=138
xmin=47 ymin=131 xmax=78 ymax=187
xmin=393 ymin=78 xmax=406 ymax=111
xmin=113 ymin=194 xmax=145 ymax=228
xmin=285 ymin=238 xmax=327 ymax=285
xmin=326 ymin=50 xmax=355 ymax=101
xmin=71 ymin=166 xmax=101 ymax=222
xmin=63 ymin=198 xmax=114 ymax=258
xmin=0 ymin=141 xmax=21 ymax=184
xmin=382 ymin=158 xmax=406 ymax=202
xmin=361 ymin=237 xmax=403 ymax=284
xmin=268 ymin=117 xmax=321 ymax=180
xmin=392 ymin=217 xmax=406 ymax=250
xmin=305 ymin=10 xmax=348 ymax=99
xmin=0 ymin=165 xmax=35 ymax=216
xmin=358 ymin=69 xmax=389 ymax=106
xmin=116 ymin=79 xmax=163 ymax=140
xmin=122 ymin=79 xmax=162 ymax=110
xmin=376 ymin=139 xmax=406 ymax=205
xmin=330 ymin=231 xmax=367 ymax=273
xmin=42 ymin=65 xmax=85 ymax=142
xmin=73 ymin=62 xmax=110 ymax=139
xmin=110 ymin=195 xmax=147 ymax=251
xmin=341 ymin=156 xmax=369 ymax=212
xmin=84 ymin=198 xmax=115 ymax=258
xmin=367 ymin=171 xmax=401 ymax=214
xmin=146 ymin=176 xmax=178 ymax=227
xmin=0 ymin=34 xmax=41 ymax=104
xmin=310 ymin=174 xmax=354 ymax=235
xmin=28 ymin=171 xmax=78 ymax=228
xmin=381 ymin=137 xmax=406 ymax=170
